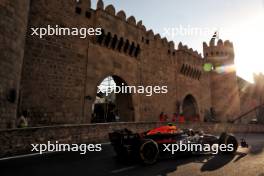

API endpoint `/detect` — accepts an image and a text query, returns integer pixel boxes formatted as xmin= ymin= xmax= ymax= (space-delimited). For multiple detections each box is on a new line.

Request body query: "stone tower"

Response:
xmin=0 ymin=0 xmax=30 ymax=128
xmin=203 ymin=37 xmax=241 ymax=122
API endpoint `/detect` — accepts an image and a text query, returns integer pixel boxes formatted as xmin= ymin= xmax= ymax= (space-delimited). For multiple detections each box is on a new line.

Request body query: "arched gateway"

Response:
xmin=182 ymin=94 xmax=199 ymax=121
xmin=91 ymin=75 xmax=134 ymax=123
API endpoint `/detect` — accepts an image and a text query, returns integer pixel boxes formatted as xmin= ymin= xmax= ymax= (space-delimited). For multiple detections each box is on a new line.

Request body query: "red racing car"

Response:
xmin=109 ymin=124 xmax=239 ymax=164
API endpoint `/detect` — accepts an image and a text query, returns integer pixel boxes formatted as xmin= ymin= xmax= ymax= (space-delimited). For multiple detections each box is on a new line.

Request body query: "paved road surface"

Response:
xmin=1 ymin=134 xmax=264 ymax=176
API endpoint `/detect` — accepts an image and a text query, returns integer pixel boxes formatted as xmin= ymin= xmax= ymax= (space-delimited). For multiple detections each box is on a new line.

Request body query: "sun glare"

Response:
xmin=230 ymin=10 xmax=264 ymax=82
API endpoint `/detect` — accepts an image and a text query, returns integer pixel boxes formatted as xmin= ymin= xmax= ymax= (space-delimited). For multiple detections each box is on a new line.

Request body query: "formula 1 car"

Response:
xmin=109 ymin=124 xmax=239 ymax=164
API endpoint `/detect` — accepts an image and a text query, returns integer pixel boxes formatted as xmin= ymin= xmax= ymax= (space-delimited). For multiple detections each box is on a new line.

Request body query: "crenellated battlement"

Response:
xmin=76 ymin=0 xmax=91 ymax=9
xmin=203 ymin=37 xmax=234 ymax=59
xmin=145 ymin=28 xmax=174 ymax=50
xmin=75 ymin=0 xmax=177 ymax=53
xmin=203 ymin=38 xmax=234 ymax=48
xmin=94 ymin=0 xmax=140 ymax=29
xmin=177 ymin=42 xmax=203 ymax=59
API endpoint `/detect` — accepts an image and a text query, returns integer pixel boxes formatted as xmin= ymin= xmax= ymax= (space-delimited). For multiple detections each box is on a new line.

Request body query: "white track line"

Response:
xmin=0 ymin=151 xmax=57 ymax=161
xmin=111 ymin=166 xmax=137 ymax=174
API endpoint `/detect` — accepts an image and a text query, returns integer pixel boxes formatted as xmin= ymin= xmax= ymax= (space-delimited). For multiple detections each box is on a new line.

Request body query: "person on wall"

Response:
xmin=164 ymin=113 xmax=168 ymax=121
xmin=17 ymin=110 xmax=28 ymax=128
xmin=159 ymin=112 xmax=168 ymax=122
xmin=171 ymin=113 xmax=178 ymax=122
xmin=178 ymin=113 xmax=185 ymax=123
xmin=115 ymin=109 xmax=120 ymax=122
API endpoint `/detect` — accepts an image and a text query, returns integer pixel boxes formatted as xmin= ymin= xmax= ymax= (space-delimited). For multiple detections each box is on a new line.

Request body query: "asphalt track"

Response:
xmin=1 ymin=133 xmax=264 ymax=176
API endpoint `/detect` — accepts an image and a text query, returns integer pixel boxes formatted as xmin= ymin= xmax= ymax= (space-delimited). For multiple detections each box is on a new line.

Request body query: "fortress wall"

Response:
xmin=18 ymin=0 xmax=213 ymax=126
xmin=94 ymin=0 xmax=178 ymax=122
xmin=175 ymin=44 xmax=211 ymax=121
xmin=204 ymin=40 xmax=241 ymax=122
xmin=238 ymin=78 xmax=261 ymax=123
xmin=21 ymin=0 xmax=94 ymax=125
xmin=138 ymin=33 xmax=176 ymax=121
xmin=209 ymin=72 xmax=241 ymax=122
xmin=19 ymin=0 xmax=186 ymax=124
xmin=0 ymin=0 xmax=30 ymax=129
xmin=20 ymin=0 xmax=146 ymax=125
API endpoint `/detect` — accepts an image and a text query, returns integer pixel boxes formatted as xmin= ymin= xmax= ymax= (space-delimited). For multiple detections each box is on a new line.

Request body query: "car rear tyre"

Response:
xmin=139 ymin=139 xmax=159 ymax=165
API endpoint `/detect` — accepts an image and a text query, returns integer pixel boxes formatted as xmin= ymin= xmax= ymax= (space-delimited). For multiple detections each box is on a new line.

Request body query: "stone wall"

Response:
xmin=20 ymin=0 xmax=210 ymax=126
xmin=203 ymin=39 xmax=241 ymax=122
xmin=1 ymin=122 xmax=264 ymax=158
xmin=0 ymin=0 xmax=247 ymax=129
xmin=176 ymin=43 xmax=211 ymax=121
xmin=0 ymin=0 xmax=30 ymax=129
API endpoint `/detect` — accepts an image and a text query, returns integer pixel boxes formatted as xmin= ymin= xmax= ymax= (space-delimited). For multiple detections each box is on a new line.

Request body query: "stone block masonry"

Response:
xmin=0 ymin=0 xmax=260 ymax=129
xmin=0 ymin=0 xmax=30 ymax=129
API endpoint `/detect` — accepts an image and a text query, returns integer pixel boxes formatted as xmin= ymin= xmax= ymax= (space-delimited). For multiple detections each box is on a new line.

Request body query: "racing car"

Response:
xmin=109 ymin=124 xmax=239 ymax=164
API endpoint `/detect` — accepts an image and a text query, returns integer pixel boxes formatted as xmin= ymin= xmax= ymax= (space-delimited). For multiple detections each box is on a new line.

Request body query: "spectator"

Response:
xmin=115 ymin=115 xmax=120 ymax=122
xmin=115 ymin=109 xmax=120 ymax=122
xmin=164 ymin=113 xmax=169 ymax=121
xmin=178 ymin=113 xmax=185 ymax=123
xmin=17 ymin=110 xmax=28 ymax=128
xmin=159 ymin=112 xmax=165 ymax=122
xmin=172 ymin=113 xmax=177 ymax=122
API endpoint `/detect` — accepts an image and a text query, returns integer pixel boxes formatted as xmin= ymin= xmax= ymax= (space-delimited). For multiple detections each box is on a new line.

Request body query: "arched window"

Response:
xmin=186 ymin=66 xmax=191 ymax=77
xmin=129 ymin=42 xmax=135 ymax=56
xmin=111 ymin=35 xmax=118 ymax=50
xmin=75 ymin=7 xmax=82 ymax=14
xmin=180 ymin=64 xmax=185 ymax=73
xmin=104 ymin=32 xmax=112 ymax=47
xmin=183 ymin=65 xmax=188 ymax=75
xmin=96 ymin=29 xmax=105 ymax=45
xmin=123 ymin=40 xmax=130 ymax=53
xmin=134 ymin=44 xmax=140 ymax=58
xmin=198 ymin=72 xmax=202 ymax=80
xmin=117 ymin=38 xmax=124 ymax=52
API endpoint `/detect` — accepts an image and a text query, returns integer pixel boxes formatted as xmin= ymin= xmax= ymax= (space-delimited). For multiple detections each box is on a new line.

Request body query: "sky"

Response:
xmin=91 ymin=0 xmax=264 ymax=82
